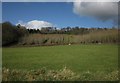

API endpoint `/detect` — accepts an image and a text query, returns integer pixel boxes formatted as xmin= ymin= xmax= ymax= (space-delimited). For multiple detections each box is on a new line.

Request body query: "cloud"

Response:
xmin=17 ymin=20 xmax=54 ymax=30
xmin=73 ymin=0 xmax=119 ymax=2
xmin=73 ymin=0 xmax=118 ymax=24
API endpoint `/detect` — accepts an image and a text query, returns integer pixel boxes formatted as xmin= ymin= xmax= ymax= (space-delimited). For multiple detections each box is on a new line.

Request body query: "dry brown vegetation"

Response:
xmin=2 ymin=67 xmax=118 ymax=81
xmin=18 ymin=29 xmax=118 ymax=46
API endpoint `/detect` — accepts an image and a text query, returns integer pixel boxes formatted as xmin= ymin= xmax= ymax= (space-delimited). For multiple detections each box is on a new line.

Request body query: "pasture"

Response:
xmin=3 ymin=44 xmax=118 ymax=73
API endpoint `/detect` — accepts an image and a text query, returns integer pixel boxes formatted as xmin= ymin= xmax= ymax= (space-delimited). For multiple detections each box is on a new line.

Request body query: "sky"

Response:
xmin=2 ymin=2 xmax=117 ymax=29
xmin=0 ymin=2 xmax=2 ymax=23
xmin=1 ymin=0 xmax=120 ymax=2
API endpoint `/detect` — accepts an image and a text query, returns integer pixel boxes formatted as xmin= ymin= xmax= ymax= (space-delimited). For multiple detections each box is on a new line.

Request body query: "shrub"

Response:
xmin=2 ymin=22 xmax=28 ymax=46
xmin=2 ymin=67 xmax=118 ymax=81
xmin=2 ymin=67 xmax=79 ymax=81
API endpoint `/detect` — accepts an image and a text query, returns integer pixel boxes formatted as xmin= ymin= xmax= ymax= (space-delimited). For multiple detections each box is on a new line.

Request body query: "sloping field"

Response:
xmin=3 ymin=44 xmax=118 ymax=73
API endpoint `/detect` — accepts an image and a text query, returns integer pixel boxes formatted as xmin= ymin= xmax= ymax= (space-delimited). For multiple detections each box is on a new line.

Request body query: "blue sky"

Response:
xmin=0 ymin=2 xmax=2 ymax=23
xmin=2 ymin=2 xmax=114 ymax=28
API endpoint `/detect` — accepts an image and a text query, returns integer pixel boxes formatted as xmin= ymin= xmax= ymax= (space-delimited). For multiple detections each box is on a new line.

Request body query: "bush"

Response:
xmin=2 ymin=67 xmax=118 ymax=81
xmin=2 ymin=22 xmax=28 ymax=46
xmin=2 ymin=67 xmax=79 ymax=81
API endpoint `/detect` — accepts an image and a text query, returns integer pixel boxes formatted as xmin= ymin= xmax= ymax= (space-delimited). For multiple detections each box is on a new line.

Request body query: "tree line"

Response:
xmin=27 ymin=26 xmax=114 ymax=35
xmin=2 ymin=22 xmax=28 ymax=46
xmin=1 ymin=21 xmax=118 ymax=46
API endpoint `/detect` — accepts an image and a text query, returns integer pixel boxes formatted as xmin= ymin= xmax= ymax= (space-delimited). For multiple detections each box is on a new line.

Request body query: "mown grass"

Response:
xmin=3 ymin=44 xmax=118 ymax=73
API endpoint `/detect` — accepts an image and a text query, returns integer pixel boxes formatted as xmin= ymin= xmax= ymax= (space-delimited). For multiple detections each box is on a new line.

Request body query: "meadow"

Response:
xmin=2 ymin=44 xmax=118 ymax=81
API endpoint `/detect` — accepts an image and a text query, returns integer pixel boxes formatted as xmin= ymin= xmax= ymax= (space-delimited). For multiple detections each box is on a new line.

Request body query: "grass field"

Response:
xmin=3 ymin=44 xmax=118 ymax=73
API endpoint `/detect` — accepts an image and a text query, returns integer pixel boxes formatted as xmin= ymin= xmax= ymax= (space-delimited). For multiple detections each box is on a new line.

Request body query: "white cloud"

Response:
xmin=73 ymin=0 xmax=120 ymax=2
xmin=73 ymin=0 xmax=118 ymax=23
xmin=16 ymin=20 xmax=54 ymax=30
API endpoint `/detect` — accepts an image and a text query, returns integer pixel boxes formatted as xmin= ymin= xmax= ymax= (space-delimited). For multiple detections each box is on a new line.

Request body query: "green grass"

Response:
xmin=3 ymin=44 xmax=118 ymax=74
